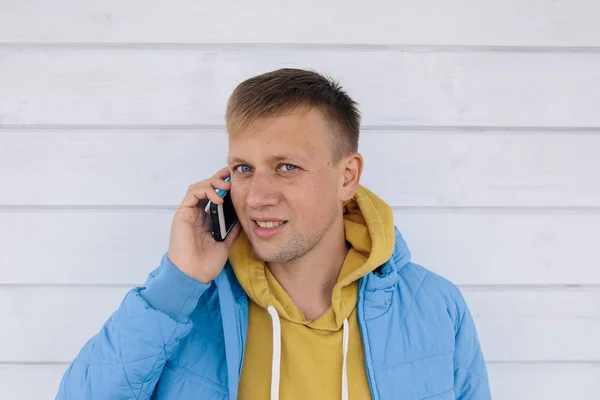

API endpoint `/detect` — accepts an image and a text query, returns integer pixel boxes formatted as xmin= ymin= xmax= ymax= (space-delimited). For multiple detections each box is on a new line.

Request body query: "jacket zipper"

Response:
xmin=236 ymin=297 xmax=247 ymax=381
xmin=357 ymin=279 xmax=379 ymax=400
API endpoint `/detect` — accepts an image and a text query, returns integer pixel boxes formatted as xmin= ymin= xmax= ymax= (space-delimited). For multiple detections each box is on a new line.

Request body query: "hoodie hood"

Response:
xmin=229 ymin=185 xmax=396 ymax=331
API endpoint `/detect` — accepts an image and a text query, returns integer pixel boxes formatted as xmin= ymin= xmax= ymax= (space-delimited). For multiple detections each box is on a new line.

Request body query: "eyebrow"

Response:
xmin=227 ymin=154 xmax=309 ymax=165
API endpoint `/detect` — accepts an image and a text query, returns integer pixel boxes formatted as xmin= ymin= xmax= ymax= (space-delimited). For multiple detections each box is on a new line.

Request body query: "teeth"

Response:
xmin=256 ymin=221 xmax=285 ymax=228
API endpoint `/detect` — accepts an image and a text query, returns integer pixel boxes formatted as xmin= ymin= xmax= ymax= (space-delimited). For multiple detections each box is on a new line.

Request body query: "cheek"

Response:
xmin=291 ymin=184 xmax=337 ymax=226
xmin=230 ymin=188 xmax=245 ymax=212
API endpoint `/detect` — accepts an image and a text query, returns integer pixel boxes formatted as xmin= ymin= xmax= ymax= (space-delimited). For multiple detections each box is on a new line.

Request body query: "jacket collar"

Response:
xmin=362 ymin=226 xmax=411 ymax=292
xmin=224 ymin=225 xmax=411 ymax=300
xmin=215 ymin=226 xmax=411 ymax=397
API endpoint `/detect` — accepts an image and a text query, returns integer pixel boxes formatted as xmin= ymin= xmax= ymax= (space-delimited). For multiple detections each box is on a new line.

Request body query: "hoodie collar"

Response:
xmin=228 ymin=185 xmax=397 ymax=331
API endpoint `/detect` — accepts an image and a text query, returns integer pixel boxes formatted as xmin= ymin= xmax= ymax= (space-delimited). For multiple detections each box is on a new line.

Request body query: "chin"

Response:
xmin=249 ymin=243 xmax=279 ymax=263
xmin=250 ymin=242 xmax=297 ymax=264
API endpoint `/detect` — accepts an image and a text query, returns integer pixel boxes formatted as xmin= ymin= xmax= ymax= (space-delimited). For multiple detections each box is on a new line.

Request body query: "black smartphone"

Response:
xmin=207 ymin=177 xmax=239 ymax=242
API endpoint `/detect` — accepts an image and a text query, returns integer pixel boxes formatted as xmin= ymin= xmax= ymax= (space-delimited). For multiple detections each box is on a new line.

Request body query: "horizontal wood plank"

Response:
xmin=468 ymin=289 xmax=600 ymax=362
xmin=1 ymin=0 xmax=600 ymax=47
xmin=2 ymin=130 xmax=599 ymax=207
xmin=487 ymin=363 xmax=600 ymax=399
xmin=0 ymin=287 xmax=598 ymax=363
xmin=0 ymin=210 xmax=599 ymax=285
xmin=0 ymin=210 xmax=173 ymax=285
xmin=2 ymin=363 xmax=599 ymax=399
xmin=2 ymin=49 xmax=600 ymax=127
xmin=1 ymin=365 xmax=64 ymax=399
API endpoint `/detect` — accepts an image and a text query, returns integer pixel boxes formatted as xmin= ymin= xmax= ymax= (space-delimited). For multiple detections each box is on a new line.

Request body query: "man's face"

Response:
xmin=227 ymin=109 xmax=344 ymax=263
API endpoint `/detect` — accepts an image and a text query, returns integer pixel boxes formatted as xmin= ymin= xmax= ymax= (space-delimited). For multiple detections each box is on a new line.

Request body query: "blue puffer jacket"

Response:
xmin=56 ymin=227 xmax=491 ymax=399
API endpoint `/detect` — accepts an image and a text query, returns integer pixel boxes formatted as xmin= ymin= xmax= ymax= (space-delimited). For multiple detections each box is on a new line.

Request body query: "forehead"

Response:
xmin=227 ymin=109 xmax=333 ymax=162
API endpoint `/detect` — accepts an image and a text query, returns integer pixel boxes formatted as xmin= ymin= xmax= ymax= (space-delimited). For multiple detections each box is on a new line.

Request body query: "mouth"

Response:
xmin=253 ymin=220 xmax=287 ymax=228
xmin=251 ymin=219 xmax=288 ymax=239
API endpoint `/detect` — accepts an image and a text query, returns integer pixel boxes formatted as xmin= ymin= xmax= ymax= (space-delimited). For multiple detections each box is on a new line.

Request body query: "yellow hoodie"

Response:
xmin=230 ymin=185 xmax=395 ymax=399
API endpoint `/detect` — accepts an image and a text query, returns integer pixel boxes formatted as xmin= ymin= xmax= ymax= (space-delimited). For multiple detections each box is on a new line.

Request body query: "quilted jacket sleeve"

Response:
xmin=451 ymin=287 xmax=492 ymax=399
xmin=55 ymin=252 xmax=211 ymax=399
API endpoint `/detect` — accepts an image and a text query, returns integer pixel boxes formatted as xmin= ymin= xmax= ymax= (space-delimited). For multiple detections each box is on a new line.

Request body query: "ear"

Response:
xmin=339 ymin=153 xmax=363 ymax=202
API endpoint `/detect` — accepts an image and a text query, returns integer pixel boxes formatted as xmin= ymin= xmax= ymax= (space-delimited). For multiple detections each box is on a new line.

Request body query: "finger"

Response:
xmin=186 ymin=176 xmax=229 ymax=194
xmin=194 ymin=206 xmax=212 ymax=233
xmin=179 ymin=186 xmax=207 ymax=209
xmin=180 ymin=184 xmax=222 ymax=209
xmin=212 ymin=166 xmax=231 ymax=180
xmin=209 ymin=176 xmax=231 ymax=191
xmin=202 ymin=207 xmax=212 ymax=227
xmin=179 ymin=167 xmax=231 ymax=209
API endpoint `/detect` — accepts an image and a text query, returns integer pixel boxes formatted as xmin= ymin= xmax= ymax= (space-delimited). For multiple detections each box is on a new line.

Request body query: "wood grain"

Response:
xmin=0 ymin=286 xmax=598 ymax=363
xmin=2 ymin=0 xmax=599 ymax=46
xmin=2 ymin=49 xmax=600 ymax=127
xmin=0 ymin=209 xmax=599 ymax=285
xmin=2 ymin=130 xmax=599 ymax=207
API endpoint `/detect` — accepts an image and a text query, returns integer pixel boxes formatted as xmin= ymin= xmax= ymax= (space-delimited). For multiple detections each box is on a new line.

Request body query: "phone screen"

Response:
xmin=219 ymin=190 xmax=238 ymax=236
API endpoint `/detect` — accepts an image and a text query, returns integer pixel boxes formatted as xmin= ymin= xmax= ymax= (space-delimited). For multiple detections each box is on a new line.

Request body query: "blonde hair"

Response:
xmin=226 ymin=68 xmax=360 ymax=163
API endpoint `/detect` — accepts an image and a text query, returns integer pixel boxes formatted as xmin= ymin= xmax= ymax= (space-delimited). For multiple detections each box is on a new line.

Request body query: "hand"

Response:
xmin=167 ymin=167 xmax=242 ymax=283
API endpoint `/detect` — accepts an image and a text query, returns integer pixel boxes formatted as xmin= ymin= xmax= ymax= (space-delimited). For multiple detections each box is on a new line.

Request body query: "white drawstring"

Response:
xmin=266 ymin=305 xmax=350 ymax=400
xmin=267 ymin=305 xmax=281 ymax=400
xmin=342 ymin=318 xmax=349 ymax=400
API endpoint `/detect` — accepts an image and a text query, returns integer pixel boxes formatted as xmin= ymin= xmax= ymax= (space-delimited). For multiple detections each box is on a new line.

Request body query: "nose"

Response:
xmin=245 ymin=172 xmax=279 ymax=208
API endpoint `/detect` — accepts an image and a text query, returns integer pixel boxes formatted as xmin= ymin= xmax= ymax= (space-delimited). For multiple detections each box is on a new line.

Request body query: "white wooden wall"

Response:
xmin=1 ymin=1 xmax=600 ymax=398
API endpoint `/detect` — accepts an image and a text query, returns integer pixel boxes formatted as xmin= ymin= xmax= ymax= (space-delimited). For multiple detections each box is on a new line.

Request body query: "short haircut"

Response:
xmin=225 ymin=68 xmax=361 ymax=163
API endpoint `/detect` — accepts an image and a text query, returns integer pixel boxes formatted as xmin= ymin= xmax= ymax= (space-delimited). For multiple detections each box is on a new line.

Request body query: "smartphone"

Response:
xmin=206 ymin=177 xmax=239 ymax=242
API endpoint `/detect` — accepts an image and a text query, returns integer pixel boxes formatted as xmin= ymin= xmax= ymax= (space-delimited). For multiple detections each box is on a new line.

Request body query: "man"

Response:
xmin=57 ymin=69 xmax=491 ymax=399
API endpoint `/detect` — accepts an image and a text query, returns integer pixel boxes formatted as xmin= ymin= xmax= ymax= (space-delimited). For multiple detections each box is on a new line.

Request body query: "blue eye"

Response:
xmin=280 ymin=164 xmax=297 ymax=172
xmin=235 ymin=165 xmax=252 ymax=173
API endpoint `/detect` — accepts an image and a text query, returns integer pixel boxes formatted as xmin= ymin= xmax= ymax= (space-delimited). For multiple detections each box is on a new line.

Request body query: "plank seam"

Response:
xmin=0 ymin=283 xmax=599 ymax=291
xmin=2 ymin=124 xmax=600 ymax=133
xmin=2 ymin=43 xmax=600 ymax=53
xmin=1 ymin=360 xmax=599 ymax=366
xmin=1 ymin=205 xmax=600 ymax=213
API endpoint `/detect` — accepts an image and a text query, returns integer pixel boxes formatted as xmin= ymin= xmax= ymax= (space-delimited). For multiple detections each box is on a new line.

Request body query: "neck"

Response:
xmin=266 ymin=218 xmax=349 ymax=321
